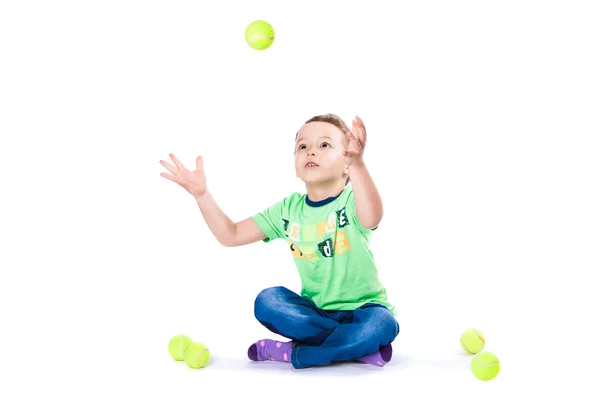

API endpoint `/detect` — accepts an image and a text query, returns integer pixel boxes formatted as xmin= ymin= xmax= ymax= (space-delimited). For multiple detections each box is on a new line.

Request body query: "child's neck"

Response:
xmin=305 ymin=181 xmax=345 ymax=203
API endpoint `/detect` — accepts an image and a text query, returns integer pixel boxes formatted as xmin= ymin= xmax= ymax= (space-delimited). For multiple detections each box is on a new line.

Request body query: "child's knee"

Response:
xmin=362 ymin=305 xmax=400 ymax=341
xmin=380 ymin=310 xmax=400 ymax=339
xmin=254 ymin=286 xmax=287 ymax=318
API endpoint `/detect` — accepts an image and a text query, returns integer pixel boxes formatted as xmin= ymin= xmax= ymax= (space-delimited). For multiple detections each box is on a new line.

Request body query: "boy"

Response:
xmin=159 ymin=113 xmax=399 ymax=369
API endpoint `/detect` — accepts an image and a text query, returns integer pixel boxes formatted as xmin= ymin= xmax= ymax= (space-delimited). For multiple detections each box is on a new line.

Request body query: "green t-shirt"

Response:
xmin=252 ymin=185 xmax=396 ymax=315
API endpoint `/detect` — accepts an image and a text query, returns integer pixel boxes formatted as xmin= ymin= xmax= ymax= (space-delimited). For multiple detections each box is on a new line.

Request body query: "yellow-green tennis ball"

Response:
xmin=183 ymin=342 xmax=210 ymax=369
xmin=245 ymin=20 xmax=274 ymax=50
xmin=471 ymin=351 xmax=500 ymax=381
xmin=460 ymin=328 xmax=485 ymax=354
xmin=168 ymin=334 xmax=192 ymax=361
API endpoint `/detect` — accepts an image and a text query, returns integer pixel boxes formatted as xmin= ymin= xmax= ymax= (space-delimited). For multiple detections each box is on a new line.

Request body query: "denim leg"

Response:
xmin=292 ymin=304 xmax=400 ymax=369
xmin=254 ymin=286 xmax=339 ymax=344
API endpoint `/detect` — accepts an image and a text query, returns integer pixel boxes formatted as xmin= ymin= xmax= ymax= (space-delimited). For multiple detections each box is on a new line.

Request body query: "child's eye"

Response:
xmin=298 ymin=144 xmax=306 ymax=150
xmin=321 ymin=142 xmax=330 ymax=148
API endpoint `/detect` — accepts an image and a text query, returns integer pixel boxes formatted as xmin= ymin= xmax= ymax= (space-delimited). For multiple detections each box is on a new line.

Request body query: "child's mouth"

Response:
xmin=305 ymin=162 xmax=319 ymax=168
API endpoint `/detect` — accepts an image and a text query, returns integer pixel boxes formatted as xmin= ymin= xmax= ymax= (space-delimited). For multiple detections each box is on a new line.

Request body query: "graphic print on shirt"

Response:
xmin=283 ymin=207 xmax=352 ymax=263
xmin=317 ymin=238 xmax=334 ymax=258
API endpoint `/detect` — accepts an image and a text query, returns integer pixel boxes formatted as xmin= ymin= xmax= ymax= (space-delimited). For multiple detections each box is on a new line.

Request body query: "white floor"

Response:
xmin=96 ymin=341 xmax=559 ymax=399
xmin=4 ymin=325 xmax=575 ymax=399
xmin=152 ymin=339 xmax=593 ymax=399
xmin=1 ymin=330 xmax=593 ymax=399
xmin=129 ymin=344 xmax=500 ymax=399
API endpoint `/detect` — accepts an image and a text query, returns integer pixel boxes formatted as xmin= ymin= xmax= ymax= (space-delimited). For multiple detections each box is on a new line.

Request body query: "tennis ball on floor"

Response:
xmin=183 ymin=342 xmax=210 ymax=369
xmin=168 ymin=334 xmax=192 ymax=361
xmin=471 ymin=351 xmax=500 ymax=381
xmin=460 ymin=328 xmax=485 ymax=354
xmin=245 ymin=20 xmax=274 ymax=50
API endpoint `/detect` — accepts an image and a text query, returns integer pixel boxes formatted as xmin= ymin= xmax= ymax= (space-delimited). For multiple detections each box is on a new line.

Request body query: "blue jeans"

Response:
xmin=253 ymin=286 xmax=400 ymax=369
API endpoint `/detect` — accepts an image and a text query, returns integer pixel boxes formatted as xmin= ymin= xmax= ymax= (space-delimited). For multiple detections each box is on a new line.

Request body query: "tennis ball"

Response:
xmin=460 ymin=328 xmax=485 ymax=354
xmin=183 ymin=342 xmax=210 ymax=369
xmin=245 ymin=20 xmax=274 ymax=50
xmin=168 ymin=334 xmax=192 ymax=361
xmin=471 ymin=351 xmax=500 ymax=381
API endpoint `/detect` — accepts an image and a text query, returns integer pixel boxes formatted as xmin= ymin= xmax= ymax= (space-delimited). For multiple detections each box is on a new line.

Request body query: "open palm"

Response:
xmin=342 ymin=116 xmax=367 ymax=166
xmin=160 ymin=153 xmax=207 ymax=197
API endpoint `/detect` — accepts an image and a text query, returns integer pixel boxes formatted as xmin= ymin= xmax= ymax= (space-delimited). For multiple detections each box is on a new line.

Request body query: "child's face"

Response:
xmin=294 ymin=121 xmax=349 ymax=185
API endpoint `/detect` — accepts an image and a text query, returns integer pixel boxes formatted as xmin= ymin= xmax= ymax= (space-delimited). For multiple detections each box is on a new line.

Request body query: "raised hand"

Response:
xmin=342 ymin=116 xmax=367 ymax=166
xmin=160 ymin=153 xmax=207 ymax=197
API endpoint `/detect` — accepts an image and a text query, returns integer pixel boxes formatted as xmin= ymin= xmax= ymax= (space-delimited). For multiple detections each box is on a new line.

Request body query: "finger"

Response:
xmin=160 ymin=172 xmax=178 ymax=183
xmin=353 ymin=120 xmax=366 ymax=146
xmin=169 ymin=153 xmax=185 ymax=170
xmin=159 ymin=160 xmax=179 ymax=176
xmin=356 ymin=116 xmax=366 ymax=130
xmin=196 ymin=155 xmax=204 ymax=171
xmin=347 ymin=132 xmax=362 ymax=150
xmin=346 ymin=130 xmax=358 ymax=142
xmin=354 ymin=116 xmax=366 ymax=138
xmin=357 ymin=126 xmax=366 ymax=146
xmin=359 ymin=122 xmax=367 ymax=143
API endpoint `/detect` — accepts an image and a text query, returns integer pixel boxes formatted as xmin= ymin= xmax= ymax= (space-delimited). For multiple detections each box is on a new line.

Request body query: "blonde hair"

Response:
xmin=295 ymin=113 xmax=351 ymax=186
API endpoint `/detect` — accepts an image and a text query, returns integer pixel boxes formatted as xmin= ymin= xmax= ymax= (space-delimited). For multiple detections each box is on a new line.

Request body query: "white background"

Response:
xmin=1 ymin=0 xmax=599 ymax=398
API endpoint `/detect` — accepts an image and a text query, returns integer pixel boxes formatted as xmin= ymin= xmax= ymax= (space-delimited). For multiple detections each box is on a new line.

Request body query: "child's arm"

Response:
xmin=343 ymin=116 xmax=383 ymax=229
xmin=348 ymin=160 xmax=383 ymax=229
xmin=195 ymin=191 xmax=266 ymax=247
xmin=160 ymin=153 xmax=266 ymax=247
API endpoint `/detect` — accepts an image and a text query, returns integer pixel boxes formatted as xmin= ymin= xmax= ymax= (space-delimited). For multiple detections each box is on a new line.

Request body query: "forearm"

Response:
xmin=348 ymin=160 xmax=383 ymax=229
xmin=194 ymin=189 xmax=237 ymax=246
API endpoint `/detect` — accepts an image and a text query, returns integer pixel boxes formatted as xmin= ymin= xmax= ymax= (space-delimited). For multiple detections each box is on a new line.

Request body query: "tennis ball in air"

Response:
xmin=245 ymin=20 xmax=275 ymax=50
xmin=168 ymin=334 xmax=192 ymax=361
xmin=460 ymin=328 xmax=485 ymax=354
xmin=183 ymin=342 xmax=210 ymax=369
xmin=471 ymin=351 xmax=500 ymax=381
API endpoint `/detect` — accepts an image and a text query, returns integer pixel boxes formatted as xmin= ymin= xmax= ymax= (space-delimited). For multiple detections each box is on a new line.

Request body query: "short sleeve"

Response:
xmin=347 ymin=189 xmax=378 ymax=235
xmin=252 ymin=199 xmax=287 ymax=243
